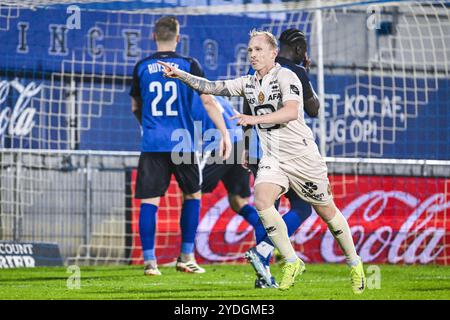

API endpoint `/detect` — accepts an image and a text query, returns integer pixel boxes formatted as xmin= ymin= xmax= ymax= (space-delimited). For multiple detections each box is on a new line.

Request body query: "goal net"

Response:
xmin=0 ymin=0 xmax=449 ymax=266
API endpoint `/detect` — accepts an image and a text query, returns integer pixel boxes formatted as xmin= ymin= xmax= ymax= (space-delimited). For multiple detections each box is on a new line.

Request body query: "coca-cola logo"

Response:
xmin=319 ymin=191 xmax=449 ymax=264
xmin=196 ymin=190 xmax=450 ymax=264
xmin=0 ymin=79 xmax=41 ymax=138
xmin=196 ymin=195 xmax=254 ymax=261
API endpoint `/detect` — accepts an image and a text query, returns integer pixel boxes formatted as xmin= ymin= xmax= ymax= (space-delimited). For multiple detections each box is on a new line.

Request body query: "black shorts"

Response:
xmin=135 ymin=152 xmax=200 ymax=199
xmin=201 ymin=142 xmax=251 ymax=198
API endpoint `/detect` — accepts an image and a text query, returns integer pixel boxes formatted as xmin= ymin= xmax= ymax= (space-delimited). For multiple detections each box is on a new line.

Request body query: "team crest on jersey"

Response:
xmin=258 ymin=91 xmax=265 ymax=104
xmin=290 ymin=84 xmax=300 ymax=95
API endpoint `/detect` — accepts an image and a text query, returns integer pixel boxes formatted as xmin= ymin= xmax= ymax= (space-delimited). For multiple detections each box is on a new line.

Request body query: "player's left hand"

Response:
xmin=230 ymin=112 xmax=259 ymax=126
xmin=219 ymin=133 xmax=232 ymax=160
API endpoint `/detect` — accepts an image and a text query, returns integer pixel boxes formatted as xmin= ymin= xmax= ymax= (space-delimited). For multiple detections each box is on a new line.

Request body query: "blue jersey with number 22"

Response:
xmin=129 ymin=51 xmax=204 ymax=152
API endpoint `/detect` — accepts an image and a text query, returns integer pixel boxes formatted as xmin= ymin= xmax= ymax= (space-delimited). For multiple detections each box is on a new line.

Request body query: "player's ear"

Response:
xmin=272 ymin=48 xmax=278 ymax=59
xmin=175 ymin=34 xmax=180 ymax=43
xmin=152 ymin=32 xmax=157 ymax=41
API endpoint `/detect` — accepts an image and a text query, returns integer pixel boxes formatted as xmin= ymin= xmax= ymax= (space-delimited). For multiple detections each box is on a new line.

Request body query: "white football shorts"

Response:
xmin=254 ymin=150 xmax=333 ymax=206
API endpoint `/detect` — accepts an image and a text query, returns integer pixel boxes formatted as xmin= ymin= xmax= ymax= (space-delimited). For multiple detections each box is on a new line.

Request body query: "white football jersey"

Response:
xmin=225 ymin=63 xmax=318 ymax=161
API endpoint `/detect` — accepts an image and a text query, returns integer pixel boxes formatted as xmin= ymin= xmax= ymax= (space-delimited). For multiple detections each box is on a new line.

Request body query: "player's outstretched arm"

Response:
xmin=158 ymin=61 xmax=231 ymax=96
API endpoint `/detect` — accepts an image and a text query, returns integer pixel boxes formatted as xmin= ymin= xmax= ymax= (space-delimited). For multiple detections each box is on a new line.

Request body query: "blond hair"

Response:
xmin=249 ymin=29 xmax=278 ymax=50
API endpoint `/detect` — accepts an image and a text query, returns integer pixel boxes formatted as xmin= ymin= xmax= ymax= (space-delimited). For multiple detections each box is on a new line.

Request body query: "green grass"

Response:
xmin=0 ymin=264 xmax=449 ymax=300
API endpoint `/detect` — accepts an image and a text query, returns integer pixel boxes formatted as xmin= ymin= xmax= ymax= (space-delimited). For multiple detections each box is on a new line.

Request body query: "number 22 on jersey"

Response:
xmin=149 ymin=81 xmax=178 ymax=116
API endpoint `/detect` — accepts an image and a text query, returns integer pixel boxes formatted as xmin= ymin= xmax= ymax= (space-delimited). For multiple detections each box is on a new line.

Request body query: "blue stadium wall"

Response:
xmin=0 ymin=7 xmax=449 ymax=159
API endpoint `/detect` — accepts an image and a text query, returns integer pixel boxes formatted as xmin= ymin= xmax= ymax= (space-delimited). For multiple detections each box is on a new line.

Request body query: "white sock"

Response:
xmin=255 ymin=241 xmax=274 ymax=259
xmin=180 ymin=253 xmax=194 ymax=262
xmin=257 ymin=206 xmax=297 ymax=262
xmin=144 ymin=260 xmax=157 ymax=268
xmin=326 ymin=209 xmax=360 ymax=267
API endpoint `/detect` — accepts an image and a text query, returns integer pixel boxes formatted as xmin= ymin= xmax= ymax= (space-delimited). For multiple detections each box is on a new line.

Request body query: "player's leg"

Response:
xmin=135 ymin=153 xmax=172 ymax=276
xmin=254 ymin=191 xmax=312 ymax=266
xmin=222 ymin=161 xmax=266 ymax=243
xmin=253 ymin=181 xmax=305 ymax=290
xmin=284 ymin=152 xmax=365 ymax=294
xmin=313 ymin=201 xmax=365 ymax=294
xmin=139 ymin=197 xmax=161 ymax=275
xmin=172 ymin=152 xmax=205 ymax=273
xmin=221 ymin=163 xmax=275 ymax=287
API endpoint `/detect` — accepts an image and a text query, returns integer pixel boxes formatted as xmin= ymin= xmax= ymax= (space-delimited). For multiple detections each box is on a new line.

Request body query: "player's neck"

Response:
xmin=156 ymin=41 xmax=177 ymax=52
xmin=277 ymin=52 xmax=293 ymax=61
xmin=256 ymin=63 xmax=276 ymax=79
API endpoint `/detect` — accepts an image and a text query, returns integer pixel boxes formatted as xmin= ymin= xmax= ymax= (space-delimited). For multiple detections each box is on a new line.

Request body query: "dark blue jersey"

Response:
xmin=274 ymin=57 xmax=314 ymax=101
xmin=129 ymin=51 xmax=204 ymax=152
xmin=247 ymin=57 xmax=314 ymax=159
xmin=191 ymin=95 xmax=242 ymax=153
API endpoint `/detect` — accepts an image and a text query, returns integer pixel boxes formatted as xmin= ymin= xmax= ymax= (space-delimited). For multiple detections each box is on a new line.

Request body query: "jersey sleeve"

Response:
xmin=224 ymin=77 xmax=245 ymax=96
xmin=295 ymin=67 xmax=314 ymax=100
xmin=189 ymin=58 xmax=205 ymax=78
xmin=278 ymin=68 xmax=303 ymax=105
xmin=129 ymin=63 xmax=141 ymax=98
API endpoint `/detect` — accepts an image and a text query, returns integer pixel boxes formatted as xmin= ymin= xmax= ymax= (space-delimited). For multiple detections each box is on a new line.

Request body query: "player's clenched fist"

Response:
xmin=158 ymin=60 xmax=182 ymax=78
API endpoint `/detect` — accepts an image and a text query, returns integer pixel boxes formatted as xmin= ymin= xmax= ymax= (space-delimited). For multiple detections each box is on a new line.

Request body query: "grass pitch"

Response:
xmin=0 ymin=263 xmax=449 ymax=300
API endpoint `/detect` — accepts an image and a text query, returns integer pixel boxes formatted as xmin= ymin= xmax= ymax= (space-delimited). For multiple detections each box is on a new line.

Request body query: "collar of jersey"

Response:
xmin=151 ymin=51 xmax=178 ymax=58
xmin=253 ymin=63 xmax=280 ymax=82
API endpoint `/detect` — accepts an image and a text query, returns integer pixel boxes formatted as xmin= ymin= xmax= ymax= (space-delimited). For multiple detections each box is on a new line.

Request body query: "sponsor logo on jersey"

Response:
xmin=258 ymin=92 xmax=265 ymax=104
xmin=290 ymin=84 xmax=300 ymax=95
xmin=268 ymin=93 xmax=281 ymax=101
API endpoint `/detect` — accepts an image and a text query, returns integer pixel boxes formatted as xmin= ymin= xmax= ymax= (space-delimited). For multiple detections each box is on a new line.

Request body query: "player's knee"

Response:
xmin=228 ymin=194 xmax=248 ymax=213
xmin=253 ymin=197 xmax=272 ymax=212
xmin=184 ymin=192 xmax=202 ymax=200
xmin=141 ymin=197 xmax=160 ymax=206
xmin=313 ymin=201 xmax=337 ymax=222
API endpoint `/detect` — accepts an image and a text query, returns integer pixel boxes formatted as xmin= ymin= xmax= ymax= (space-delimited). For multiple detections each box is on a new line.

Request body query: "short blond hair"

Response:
xmin=249 ymin=29 xmax=278 ymax=50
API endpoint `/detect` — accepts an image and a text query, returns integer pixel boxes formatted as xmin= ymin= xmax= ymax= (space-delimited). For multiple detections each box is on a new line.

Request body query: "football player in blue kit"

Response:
xmin=192 ymin=95 xmax=264 ymax=248
xmin=130 ymin=16 xmax=231 ymax=276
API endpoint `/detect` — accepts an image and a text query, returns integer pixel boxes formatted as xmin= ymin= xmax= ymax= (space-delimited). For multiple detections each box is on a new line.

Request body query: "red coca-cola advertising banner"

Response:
xmin=129 ymin=171 xmax=450 ymax=265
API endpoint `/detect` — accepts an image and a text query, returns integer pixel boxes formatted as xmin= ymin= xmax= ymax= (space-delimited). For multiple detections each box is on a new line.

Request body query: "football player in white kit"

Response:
xmin=158 ymin=30 xmax=365 ymax=294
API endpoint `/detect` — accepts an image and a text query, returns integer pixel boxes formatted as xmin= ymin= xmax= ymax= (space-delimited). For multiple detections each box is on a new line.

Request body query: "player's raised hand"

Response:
xmin=230 ymin=112 xmax=259 ymax=127
xmin=157 ymin=60 xmax=181 ymax=78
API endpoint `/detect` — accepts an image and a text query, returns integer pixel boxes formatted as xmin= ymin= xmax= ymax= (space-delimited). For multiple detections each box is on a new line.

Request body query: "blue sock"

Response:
xmin=180 ymin=199 xmax=201 ymax=254
xmin=139 ymin=203 xmax=158 ymax=262
xmin=239 ymin=204 xmax=266 ymax=244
